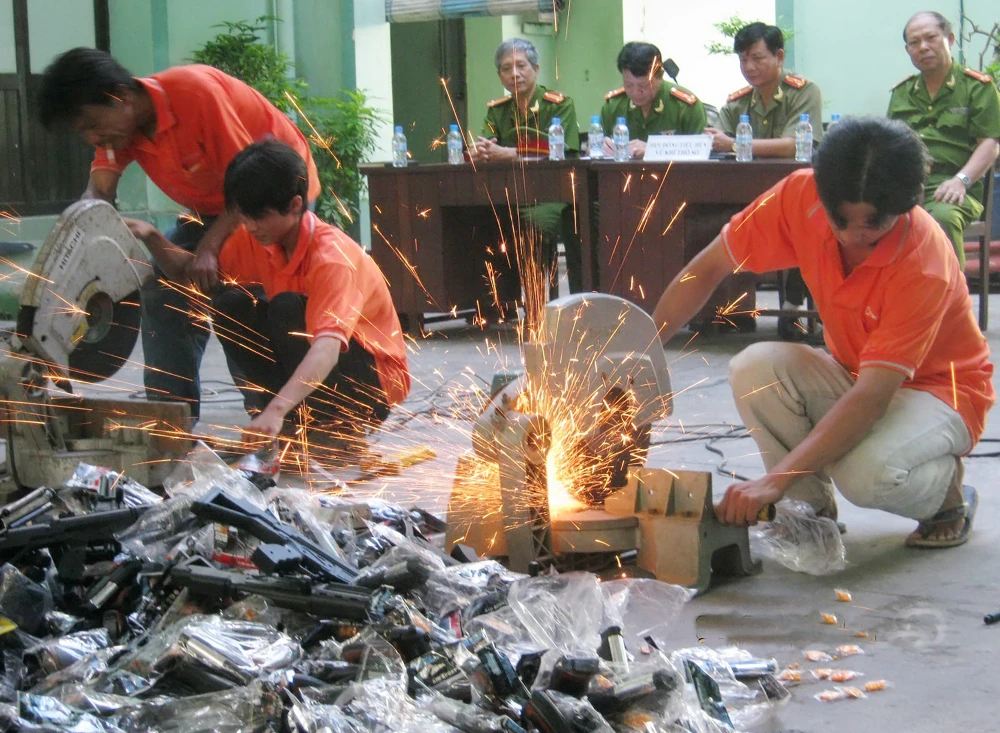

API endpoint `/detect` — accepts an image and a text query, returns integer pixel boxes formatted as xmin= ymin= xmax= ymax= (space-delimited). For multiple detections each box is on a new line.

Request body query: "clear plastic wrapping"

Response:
xmin=0 ymin=563 xmax=54 ymax=635
xmin=749 ymin=498 xmax=846 ymax=575
xmin=65 ymin=463 xmax=163 ymax=508
xmin=601 ymin=578 xmax=695 ymax=653
xmin=24 ymin=629 xmax=113 ymax=679
xmin=162 ymin=441 xmax=266 ymax=508
xmin=109 ymin=681 xmax=284 ymax=732
xmin=507 ymin=573 xmax=605 ymax=655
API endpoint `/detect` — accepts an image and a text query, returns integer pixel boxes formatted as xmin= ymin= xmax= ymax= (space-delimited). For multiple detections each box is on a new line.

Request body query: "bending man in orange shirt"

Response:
xmin=652 ymin=117 xmax=993 ymax=548
xmin=38 ymin=48 xmax=319 ymax=422
xmin=129 ymin=141 xmax=410 ymax=450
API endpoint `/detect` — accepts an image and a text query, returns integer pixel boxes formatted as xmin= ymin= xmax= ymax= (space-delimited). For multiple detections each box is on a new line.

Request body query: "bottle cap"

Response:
xmin=449 ymin=123 xmax=459 ymax=132
xmin=831 ymin=113 xmax=841 ymax=121
xmin=739 ymin=114 xmax=750 ymax=123
xmin=591 ymin=115 xmax=600 ymax=123
xmin=617 ymin=117 xmax=626 ymax=124
xmin=551 ymin=118 xmax=561 ymax=125
xmin=394 ymin=125 xmax=403 ymax=133
xmin=800 ymin=113 xmax=809 ymax=122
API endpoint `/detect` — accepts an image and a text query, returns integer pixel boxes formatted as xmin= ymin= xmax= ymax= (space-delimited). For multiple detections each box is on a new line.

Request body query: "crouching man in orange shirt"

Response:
xmin=652 ymin=117 xmax=993 ymax=548
xmin=129 ymin=140 xmax=410 ymax=449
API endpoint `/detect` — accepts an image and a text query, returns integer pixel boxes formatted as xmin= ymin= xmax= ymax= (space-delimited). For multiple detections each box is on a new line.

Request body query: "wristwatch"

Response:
xmin=954 ymin=172 xmax=972 ymax=187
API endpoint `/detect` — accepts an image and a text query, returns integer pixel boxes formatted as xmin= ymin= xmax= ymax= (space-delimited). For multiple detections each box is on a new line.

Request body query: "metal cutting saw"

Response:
xmin=1 ymin=200 xmax=191 ymax=492
xmin=447 ymin=293 xmax=759 ymax=594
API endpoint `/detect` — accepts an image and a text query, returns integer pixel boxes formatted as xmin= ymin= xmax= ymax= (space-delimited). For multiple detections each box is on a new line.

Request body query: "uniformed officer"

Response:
xmin=471 ymin=38 xmax=583 ymax=297
xmin=706 ymin=22 xmax=824 ymax=159
xmin=887 ymin=11 xmax=1000 ymax=268
xmin=706 ymin=22 xmax=824 ymax=340
xmin=600 ymin=42 xmax=706 ymax=160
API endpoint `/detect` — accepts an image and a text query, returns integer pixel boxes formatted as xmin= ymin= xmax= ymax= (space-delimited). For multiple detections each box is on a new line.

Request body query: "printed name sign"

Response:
xmin=644 ymin=134 xmax=712 ymax=161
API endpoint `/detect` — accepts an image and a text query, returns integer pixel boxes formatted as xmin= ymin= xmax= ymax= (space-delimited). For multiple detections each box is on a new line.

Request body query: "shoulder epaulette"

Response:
xmin=543 ymin=90 xmax=567 ymax=104
xmin=487 ymin=96 xmax=511 ymax=108
xmin=670 ymin=87 xmax=698 ymax=105
xmin=727 ymin=86 xmax=753 ymax=103
xmin=964 ymin=68 xmax=993 ymax=83
xmin=605 ymin=87 xmax=626 ymax=101
xmin=783 ymin=74 xmax=808 ymax=89
xmin=892 ymin=74 xmax=917 ymax=90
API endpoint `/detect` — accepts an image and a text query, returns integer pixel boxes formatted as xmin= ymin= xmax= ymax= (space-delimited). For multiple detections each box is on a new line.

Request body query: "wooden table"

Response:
xmin=590 ymin=160 xmax=806 ymax=328
xmin=363 ymin=160 xmax=592 ymax=332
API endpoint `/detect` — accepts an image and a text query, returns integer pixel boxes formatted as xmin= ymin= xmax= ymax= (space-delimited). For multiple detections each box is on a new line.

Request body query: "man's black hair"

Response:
xmin=733 ymin=22 xmax=784 ymax=56
xmin=225 ymin=140 xmax=309 ymax=218
xmin=903 ymin=11 xmax=953 ymax=42
xmin=37 ymin=47 xmax=139 ymax=130
xmin=616 ymin=42 xmax=663 ymax=78
xmin=814 ymin=116 xmax=928 ymax=228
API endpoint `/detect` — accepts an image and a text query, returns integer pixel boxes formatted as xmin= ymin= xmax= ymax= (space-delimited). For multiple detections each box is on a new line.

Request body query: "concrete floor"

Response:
xmin=65 ymin=287 xmax=1000 ymax=732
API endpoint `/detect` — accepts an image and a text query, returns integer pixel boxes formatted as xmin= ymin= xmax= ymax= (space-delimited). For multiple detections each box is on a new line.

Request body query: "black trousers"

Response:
xmin=783 ymin=268 xmax=810 ymax=308
xmin=211 ymin=286 xmax=389 ymax=429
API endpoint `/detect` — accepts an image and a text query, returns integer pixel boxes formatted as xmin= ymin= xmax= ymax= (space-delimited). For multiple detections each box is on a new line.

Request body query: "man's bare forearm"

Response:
xmin=195 ymin=210 xmax=238 ymax=256
xmin=959 ymin=138 xmax=1000 ymax=185
xmin=652 ymin=236 xmax=734 ymax=343
xmin=753 ymin=137 xmax=797 ymax=159
xmin=265 ymin=338 xmax=342 ymax=418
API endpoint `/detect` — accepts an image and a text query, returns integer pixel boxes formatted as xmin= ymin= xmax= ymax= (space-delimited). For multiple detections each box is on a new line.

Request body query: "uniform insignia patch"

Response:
xmin=727 ymin=86 xmax=753 ymax=103
xmin=783 ymin=74 xmax=807 ymax=89
xmin=487 ymin=96 xmax=511 ymax=108
xmin=670 ymin=87 xmax=698 ymax=105
xmin=964 ymin=68 xmax=993 ymax=83
xmin=543 ymin=90 xmax=566 ymax=103
xmin=605 ymin=87 xmax=625 ymax=100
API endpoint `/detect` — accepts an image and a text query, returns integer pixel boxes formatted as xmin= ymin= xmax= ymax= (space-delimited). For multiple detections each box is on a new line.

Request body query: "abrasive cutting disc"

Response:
xmin=65 ymin=289 xmax=142 ymax=383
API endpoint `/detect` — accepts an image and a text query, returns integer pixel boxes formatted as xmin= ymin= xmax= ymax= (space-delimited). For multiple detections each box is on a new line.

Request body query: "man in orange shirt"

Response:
xmin=37 ymin=48 xmax=319 ymax=421
xmin=652 ymin=117 xmax=993 ymax=548
xmin=128 ymin=141 xmax=409 ymax=446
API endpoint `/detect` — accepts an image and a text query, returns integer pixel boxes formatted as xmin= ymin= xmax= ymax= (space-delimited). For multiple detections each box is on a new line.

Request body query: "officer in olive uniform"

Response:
xmin=707 ymin=23 xmax=824 ymax=158
xmin=472 ymin=38 xmax=583 ymax=298
xmin=600 ymin=42 xmax=706 ymax=160
xmin=706 ymin=22 xmax=824 ymax=341
xmin=887 ymin=11 xmax=1000 ymax=267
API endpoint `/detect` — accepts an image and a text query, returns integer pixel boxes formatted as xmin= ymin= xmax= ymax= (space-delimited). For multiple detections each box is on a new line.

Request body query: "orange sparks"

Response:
xmin=661 ymin=200 xmax=687 ymax=236
xmin=679 ymin=272 xmax=697 ymax=282
xmin=950 ymin=361 xmax=957 ymax=409
xmin=733 ymin=193 xmax=775 ymax=232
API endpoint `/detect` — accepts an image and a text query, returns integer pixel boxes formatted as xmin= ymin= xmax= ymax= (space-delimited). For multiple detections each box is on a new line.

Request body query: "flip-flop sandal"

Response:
xmin=906 ymin=485 xmax=978 ymax=549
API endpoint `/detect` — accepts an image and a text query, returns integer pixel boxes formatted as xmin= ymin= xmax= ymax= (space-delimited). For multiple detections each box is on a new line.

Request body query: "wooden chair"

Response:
xmin=965 ymin=161 xmax=997 ymax=331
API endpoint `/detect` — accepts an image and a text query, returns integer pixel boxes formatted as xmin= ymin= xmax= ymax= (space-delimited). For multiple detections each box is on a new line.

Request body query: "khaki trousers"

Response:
xmin=728 ymin=343 xmax=971 ymax=520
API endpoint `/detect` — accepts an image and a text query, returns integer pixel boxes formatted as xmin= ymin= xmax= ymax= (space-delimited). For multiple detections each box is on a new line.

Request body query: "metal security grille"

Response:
xmin=385 ymin=0 xmax=564 ymax=23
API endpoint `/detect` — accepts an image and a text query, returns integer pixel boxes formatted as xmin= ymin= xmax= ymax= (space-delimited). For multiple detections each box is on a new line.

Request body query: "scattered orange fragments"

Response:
xmin=841 ymin=686 xmax=865 ymax=699
xmin=830 ymin=670 xmax=859 ymax=682
xmin=865 ymin=680 xmax=889 ymax=692
xmin=778 ymin=669 xmax=802 ymax=683
xmin=835 ymin=589 xmax=852 ymax=603
xmin=805 ymin=650 xmax=834 ymax=662
xmin=836 ymin=644 xmax=864 ymax=657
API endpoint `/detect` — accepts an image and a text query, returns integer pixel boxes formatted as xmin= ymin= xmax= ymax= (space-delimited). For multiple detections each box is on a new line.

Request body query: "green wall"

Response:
xmin=785 ymin=0 xmax=999 ymax=120
xmin=294 ymin=0 xmax=353 ymax=97
xmin=462 ymin=6 xmax=624 ymax=142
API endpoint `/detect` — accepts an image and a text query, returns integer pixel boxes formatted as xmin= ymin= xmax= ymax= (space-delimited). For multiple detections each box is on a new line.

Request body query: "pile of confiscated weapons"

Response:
xmin=0 ymin=450 xmax=784 ymax=733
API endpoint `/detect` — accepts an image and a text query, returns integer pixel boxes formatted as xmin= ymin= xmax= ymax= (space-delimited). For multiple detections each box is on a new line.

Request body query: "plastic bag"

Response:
xmin=262 ymin=488 xmax=348 ymax=563
xmin=0 ymin=563 xmax=53 ymax=635
xmin=124 ymin=614 xmax=300 ymax=687
xmin=65 ymin=463 xmax=163 ymax=508
xmin=340 ymin=675 xmax=458 ymax=733
xmin=24 ymin=629 xmax=113 ymax=679
xmin=162 ymin=440 xmax=265 ymax=508
xmin=749 ymin=499 xmax=846 ymax=575
xmin=507 ymin=573 xmax=605 ymax=655
xmin=115 ymin=495 xmax=198 ymax=563
xmin=15 ymin=691 xmax=126 ymax=732
xmin=601 ymin=578 xmax=695 ymax=653
xmin=109 ymin=681 xmax=283 ymax=733
xmin=30 ymin=644 xmax=126 ymax=695
xmin=287 ymin=696 xmax=369 ymax=733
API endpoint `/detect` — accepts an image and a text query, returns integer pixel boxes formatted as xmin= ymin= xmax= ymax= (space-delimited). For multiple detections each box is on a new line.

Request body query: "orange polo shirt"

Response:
xmin=218 ymin=212 xmax=410 ymax=406
xmin=91 ymin=65 xmax=320 ymax=216
xmin=722 ymin=168 xmax=994 ymax=443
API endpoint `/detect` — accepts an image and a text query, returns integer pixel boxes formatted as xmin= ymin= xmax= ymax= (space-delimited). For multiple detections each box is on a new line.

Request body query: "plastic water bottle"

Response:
xmin=548 ymin=117 xmax=565 ymax=161
xmin=829 ymin=113 xmax=841 ymax=127
xmin=795 ymin=113 xmax=813 ymax=162
xmin=588 ymin=115 xmax=605 ymax=159
xmin=392 ymin=126 xmax=408 ymax=167
xmin=447 ymin=124 xmax=463 ymax=165
xmin=735 ymin=114 xmax=753 ymax=162
xmin=613 ymin=117 xmax=629 ymax=162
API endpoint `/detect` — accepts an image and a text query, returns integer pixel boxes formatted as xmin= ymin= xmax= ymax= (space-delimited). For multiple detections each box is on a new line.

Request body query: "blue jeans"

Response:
xmin=139 ymin=215 xmax=217 ymax=421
